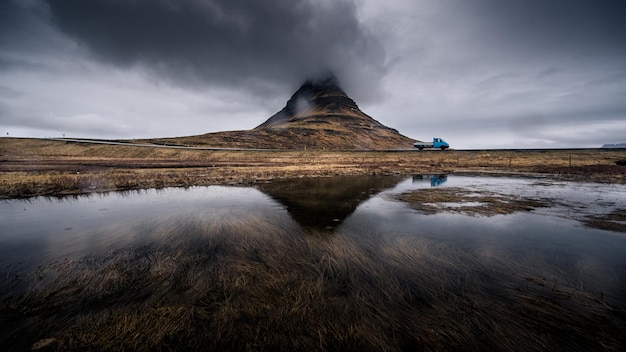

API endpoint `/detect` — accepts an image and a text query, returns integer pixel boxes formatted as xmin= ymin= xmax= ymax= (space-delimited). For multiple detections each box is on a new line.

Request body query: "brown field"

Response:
xmin=1 ymin=137 xmax=625 ymax=198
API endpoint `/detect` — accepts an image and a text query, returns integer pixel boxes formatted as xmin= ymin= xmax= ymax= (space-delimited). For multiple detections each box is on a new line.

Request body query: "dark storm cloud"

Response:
xmin=42 ymin=0 xmax=386 ymax=100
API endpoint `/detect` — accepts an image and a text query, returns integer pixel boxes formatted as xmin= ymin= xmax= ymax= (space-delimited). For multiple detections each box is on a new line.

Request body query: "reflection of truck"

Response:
xmin=412 ymin=174 xmax=448 ymax=187
xmin=414 ymin=137 xmax=449 ymax=150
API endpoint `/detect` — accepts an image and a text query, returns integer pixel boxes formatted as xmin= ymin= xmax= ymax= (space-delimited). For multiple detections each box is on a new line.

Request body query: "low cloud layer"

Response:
xmin=1 ymin=0 xmax=625 ymax=147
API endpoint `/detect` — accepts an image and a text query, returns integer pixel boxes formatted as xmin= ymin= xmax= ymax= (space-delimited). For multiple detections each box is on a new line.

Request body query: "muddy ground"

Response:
xmin=1 ymin=138 xmax=625 ymax=198
xmin=396 ymin=185 xmax=626 ymax=233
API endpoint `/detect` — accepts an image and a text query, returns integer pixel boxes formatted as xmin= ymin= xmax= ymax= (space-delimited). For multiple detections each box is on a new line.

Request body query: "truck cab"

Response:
xmin=433 ymin=138 xmax=449 ymax=150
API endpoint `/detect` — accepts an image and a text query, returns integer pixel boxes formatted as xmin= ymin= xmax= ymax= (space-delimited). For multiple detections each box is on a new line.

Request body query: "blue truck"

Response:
xmin=413 ymin=137 xmax=450 ymax=150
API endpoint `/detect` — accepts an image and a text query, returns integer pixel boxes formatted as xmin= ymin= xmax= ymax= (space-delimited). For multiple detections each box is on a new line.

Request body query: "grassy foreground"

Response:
xmin=3 ymin=212 xmax=625 ymax=351
xmin=1 ymin=138 xmax=625 ymax=198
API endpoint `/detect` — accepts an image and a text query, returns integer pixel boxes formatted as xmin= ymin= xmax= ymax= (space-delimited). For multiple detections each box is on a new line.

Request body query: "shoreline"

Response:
xmin=1 ymin=138 xmax=625 ymax=199
xmin=2 ymin=138 xmax=626 ymax=351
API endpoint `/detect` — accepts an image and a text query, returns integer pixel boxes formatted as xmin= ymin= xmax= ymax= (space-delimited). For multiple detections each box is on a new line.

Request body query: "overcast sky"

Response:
xmin=1 ymin=0 xmax=625 ymax=149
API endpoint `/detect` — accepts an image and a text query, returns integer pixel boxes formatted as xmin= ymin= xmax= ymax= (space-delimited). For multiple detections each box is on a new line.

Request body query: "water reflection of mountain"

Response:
xmin=257 ymin=175 xmax=404 ymax=230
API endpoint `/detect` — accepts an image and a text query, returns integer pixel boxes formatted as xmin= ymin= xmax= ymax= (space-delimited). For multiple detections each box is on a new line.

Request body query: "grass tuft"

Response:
xmin=1 ymin=215 xmax=625 ymax=351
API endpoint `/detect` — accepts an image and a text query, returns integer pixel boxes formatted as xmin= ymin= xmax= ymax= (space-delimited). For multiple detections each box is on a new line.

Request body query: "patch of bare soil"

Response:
xmin=398 ymin=186 xmax=626 ymax=233
xmin=397 ymin=187 xmax=552 ymax=216
xmin=583 ymin=209 xmax=626 ymax=233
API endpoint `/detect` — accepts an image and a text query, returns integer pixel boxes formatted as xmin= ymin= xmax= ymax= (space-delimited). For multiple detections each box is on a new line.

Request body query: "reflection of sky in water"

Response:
xmin=349 ymin=176 xmax=626 ymax=301
xmin=388 ymin=175 xmax=626 ymax=219
xmin=0 ymin=187 xmax=291 ymax=270
xmin=1 ymin=176 xmax=625 ymax=301
xmin=358 ymin=176 xmax=626 ymax=259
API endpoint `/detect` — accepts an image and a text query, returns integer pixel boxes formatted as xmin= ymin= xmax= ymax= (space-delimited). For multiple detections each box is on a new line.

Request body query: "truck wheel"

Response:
xmin=440 ymin=146 xmax=448 ymax=150
xmin=418 ymin=147 xmax=424 ymax=151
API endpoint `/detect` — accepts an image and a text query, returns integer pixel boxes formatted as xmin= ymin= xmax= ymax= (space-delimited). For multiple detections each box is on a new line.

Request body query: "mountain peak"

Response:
xmin=255 ymin=74 xmax=362 ymax=129
xmin=248 ymin=74 xmax=415 ymax=149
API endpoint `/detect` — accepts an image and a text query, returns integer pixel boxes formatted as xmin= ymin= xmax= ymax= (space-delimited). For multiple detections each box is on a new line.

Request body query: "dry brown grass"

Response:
xmin=583 ymin=208 xmax=626 ymax=232
xmin=2 ymin=214 xmax=624 ymax=351
xmin=1 ymin=138 xmax=625 ymax=198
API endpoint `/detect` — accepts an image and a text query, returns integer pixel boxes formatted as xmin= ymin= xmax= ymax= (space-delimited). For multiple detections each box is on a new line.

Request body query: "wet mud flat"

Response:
xmin=397 ymin=182 xmax=626 ymax=232
xmin=397 ymin=186 xmax=552 ymax=216
xmin=1 ymin=175 xmax=626 ymax=351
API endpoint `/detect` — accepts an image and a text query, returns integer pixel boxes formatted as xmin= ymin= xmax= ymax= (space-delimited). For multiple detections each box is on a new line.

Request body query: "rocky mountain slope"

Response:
xmin=149 ymin=75 xmax=416 ymax=150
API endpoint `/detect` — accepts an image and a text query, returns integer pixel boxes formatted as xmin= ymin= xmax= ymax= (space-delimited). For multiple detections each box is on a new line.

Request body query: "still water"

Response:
xmin=2 ymin=175 xmax=625 ymax=296
xmin=0 ymin=175 xmax=626 ymax=351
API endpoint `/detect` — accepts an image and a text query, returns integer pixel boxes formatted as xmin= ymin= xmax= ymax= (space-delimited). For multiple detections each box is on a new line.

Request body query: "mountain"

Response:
xmin=148 ymin=74 xmax=416 ymax=150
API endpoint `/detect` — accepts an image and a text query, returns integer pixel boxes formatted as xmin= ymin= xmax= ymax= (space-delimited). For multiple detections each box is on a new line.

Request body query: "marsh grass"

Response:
xmin=1 ymin=212 xmax=625 ymax=351
xmin=397 ymin=188 xmax=552 ymax=216
xmin=583 ymin=208 xmax=626 ymax=233
xmin=2 ymin=138 xmax=625 ymax=199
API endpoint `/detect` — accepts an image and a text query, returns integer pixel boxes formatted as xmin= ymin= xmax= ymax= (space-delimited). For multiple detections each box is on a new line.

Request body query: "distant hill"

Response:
xmin=602 ymin=143 xmax=626 ymax=149
xmin=147 ymin=74 xmax=416 ymax=150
